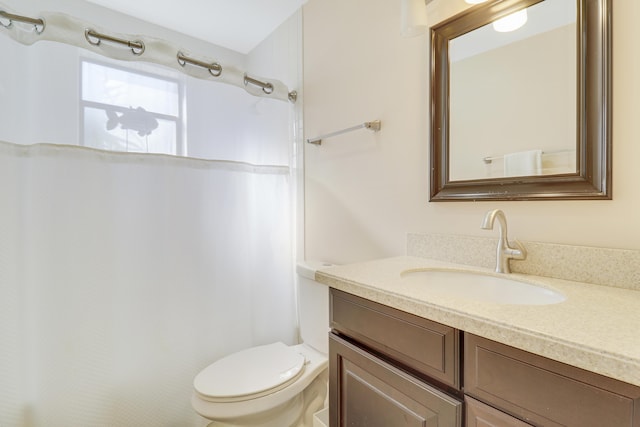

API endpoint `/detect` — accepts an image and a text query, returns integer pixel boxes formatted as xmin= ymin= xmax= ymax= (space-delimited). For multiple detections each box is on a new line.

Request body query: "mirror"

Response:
xmin=430 ymin=0 xmax=611 ymax=201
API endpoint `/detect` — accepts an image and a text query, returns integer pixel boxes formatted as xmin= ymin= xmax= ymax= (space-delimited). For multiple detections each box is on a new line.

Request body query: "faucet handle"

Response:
xmin=507 ymin=239 xmax=527 ymax=260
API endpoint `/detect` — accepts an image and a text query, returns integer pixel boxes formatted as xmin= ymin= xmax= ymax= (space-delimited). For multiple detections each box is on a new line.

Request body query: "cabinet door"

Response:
xmin=466 ymin=396 xmax=532 ymax=427
xmin=465 ymin=333 xmax=640 ymax=427
xmin=330 ymin=333 xmax=462 ymax=427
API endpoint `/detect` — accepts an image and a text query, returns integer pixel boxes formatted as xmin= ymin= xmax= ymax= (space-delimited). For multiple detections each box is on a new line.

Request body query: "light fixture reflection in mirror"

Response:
xmin=493 ymin=9 xmax=528 ymax=32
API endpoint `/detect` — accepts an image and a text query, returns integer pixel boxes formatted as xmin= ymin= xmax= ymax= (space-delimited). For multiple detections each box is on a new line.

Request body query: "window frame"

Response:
xmin=79 ymin=58 xmax=185 ymax=156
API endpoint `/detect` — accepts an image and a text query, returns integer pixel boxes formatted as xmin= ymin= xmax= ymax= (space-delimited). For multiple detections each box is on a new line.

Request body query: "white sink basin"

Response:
xmin=400 ymin=269 xmax=566 ymax=305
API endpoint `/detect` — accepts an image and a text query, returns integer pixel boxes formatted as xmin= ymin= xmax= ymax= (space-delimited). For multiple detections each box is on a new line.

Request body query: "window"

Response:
xmin=81 ymin=60 xmax=183 ymax=155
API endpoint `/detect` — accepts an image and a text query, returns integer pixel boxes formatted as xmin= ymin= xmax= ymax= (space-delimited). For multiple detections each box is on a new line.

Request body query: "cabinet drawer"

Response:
xmin=465 ymin=333 xmax=640 ymax=427
xmin=466 ymin=396 xmax=532 ymax=427
xmin=330 ymin=289 xmax=460 ymax=388
xmin=330 ymin=333 xmax=462 ymax=427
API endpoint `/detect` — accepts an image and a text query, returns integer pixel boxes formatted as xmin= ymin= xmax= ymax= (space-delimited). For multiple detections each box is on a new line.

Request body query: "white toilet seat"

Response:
xmin=194 ymin=342 xmax=306 ymax=403
xmin=192 ymin=343 xmax=328 ymax=425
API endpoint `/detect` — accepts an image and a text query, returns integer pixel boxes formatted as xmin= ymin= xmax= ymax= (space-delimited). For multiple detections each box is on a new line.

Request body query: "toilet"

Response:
xmin=191 ymin=261 xmax=332 ymax=427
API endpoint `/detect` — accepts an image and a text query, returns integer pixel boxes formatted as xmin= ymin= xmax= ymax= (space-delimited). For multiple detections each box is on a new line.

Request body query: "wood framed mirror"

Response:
xmin=430 ymin=0 xmax=611 ymax=201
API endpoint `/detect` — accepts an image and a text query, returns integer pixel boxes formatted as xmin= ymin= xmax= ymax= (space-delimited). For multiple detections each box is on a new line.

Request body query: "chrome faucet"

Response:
xmin=481 ymin=209 xmax=527 ymax=274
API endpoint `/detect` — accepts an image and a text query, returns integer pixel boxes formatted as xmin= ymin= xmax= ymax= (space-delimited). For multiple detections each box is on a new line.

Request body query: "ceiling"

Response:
xmin=84 ymin=0 xmax=307 ymax=54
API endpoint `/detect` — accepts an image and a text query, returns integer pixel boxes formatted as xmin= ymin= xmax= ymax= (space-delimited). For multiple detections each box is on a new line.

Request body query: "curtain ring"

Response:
xmin=34 ymin=18 xmax=45 ymax=34
xmin=262 ymin=83 xmax=274 ymax=95
xmin=208 ymin=64 xmax=222 ymax=77
xmin=84 ymin=28 xmax=101 ymax=46
xmin=130 ymin=42 xmax=145 ymax=56
xmin=0 ymin=12 xmax=13 ymax=29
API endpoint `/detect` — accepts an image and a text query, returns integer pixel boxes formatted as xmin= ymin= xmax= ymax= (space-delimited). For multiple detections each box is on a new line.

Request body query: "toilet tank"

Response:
xmin=296 ymin=261 xmax=334 ymax=355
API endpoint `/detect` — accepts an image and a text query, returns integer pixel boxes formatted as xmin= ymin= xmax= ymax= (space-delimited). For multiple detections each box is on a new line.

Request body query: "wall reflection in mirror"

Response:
xmin=448 ymin=0 xmax=577 ymax=181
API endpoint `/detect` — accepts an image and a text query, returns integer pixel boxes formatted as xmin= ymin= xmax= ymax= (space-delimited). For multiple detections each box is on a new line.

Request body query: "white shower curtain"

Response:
xmin=0 ymin=143 xmax=296 ymax=426
xmin=0 ymin=5 xmax=301 ymax=424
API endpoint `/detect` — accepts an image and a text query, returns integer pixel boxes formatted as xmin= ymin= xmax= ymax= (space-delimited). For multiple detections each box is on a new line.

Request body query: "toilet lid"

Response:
xmin=194 ymin=342 xmax=306 ymax=402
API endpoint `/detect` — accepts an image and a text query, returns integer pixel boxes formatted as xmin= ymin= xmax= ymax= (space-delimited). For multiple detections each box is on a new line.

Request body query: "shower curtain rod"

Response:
xmin=0 ymin=10 xmax=44 ymax=31
xmin=84 ymin=28 xmax=145 ymax=55
xmin=0 ymin=8 xmax=298 ymax=103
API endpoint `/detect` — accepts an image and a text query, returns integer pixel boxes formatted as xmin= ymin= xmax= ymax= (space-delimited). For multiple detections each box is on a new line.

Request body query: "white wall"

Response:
xmin=303 ymin=0 xmax=640 ymax=265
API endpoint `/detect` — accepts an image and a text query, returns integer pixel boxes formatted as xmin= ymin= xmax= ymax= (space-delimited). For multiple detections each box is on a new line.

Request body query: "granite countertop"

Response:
xmin=316 ymin=256 xmax=640 ymax=388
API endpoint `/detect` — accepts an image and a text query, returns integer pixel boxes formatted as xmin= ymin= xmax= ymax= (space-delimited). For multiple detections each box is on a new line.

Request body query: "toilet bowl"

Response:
xmin=191 ymin=261 xmax=332 ymax=427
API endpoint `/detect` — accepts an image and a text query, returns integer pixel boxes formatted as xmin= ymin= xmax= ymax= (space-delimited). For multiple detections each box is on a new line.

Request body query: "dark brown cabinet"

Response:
xmin=329 ymin=289 xmax=462 ymax=427
xmin=328 ymin=288 xmax=640 ymax=427
xmin=329 ymin=288 xmax=460 ymax=389
xmin=464 ymin=333 xmax=640 ymax=427
xmin=330 ymin=334 xmax=462 ymax=427
xmin=466 ymin=396 xmax=533 ymax=427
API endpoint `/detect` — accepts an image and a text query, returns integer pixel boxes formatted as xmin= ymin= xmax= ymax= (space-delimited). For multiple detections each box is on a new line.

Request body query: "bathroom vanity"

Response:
xmin=320 ymin=255 xmax=640 ymax=427
xmin=329 ymin=289 xmax=462 ymax=426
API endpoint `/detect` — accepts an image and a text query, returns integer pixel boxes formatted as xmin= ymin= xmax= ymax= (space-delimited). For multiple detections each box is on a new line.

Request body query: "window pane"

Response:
xmin=82 ymin=61 xmax=179 ymax=116
xmin=83 ymin=107 xmax=177 ymax=155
